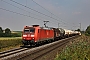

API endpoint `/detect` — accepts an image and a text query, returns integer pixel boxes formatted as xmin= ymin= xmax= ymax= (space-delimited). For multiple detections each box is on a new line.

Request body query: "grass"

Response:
xmin=0 ymin=37 xmax=22 ymax=40
xmin=55 ymin=35 xmax=90 ymax=60
xmin=0 ymin=45 xmax=22 ymax=52
xmin=0 ymin=31 xmax=22 ymax=52
xmin=0 ymin=37 xmax=22 ymax=52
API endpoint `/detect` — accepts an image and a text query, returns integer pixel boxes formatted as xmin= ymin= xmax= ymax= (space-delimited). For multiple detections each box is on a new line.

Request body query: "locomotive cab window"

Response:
xmin=30 ymin=28 xmax=35 ymax=33
xmin=24 ymin=29 xmax=29 ymax=33
xmin=24 ymin=28 xmax=35 ymax=33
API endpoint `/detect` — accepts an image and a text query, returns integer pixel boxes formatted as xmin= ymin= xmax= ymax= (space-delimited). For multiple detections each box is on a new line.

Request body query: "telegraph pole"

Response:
xmin=58 ymin=23 xmax=60 ymax=28
xmin=79 ymin=23 xmax=81 ymax=31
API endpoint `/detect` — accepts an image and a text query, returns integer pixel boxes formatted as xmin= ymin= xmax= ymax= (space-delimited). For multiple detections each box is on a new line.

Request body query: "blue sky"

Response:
xmin=0 ymin=0 xmax=90 ymax=31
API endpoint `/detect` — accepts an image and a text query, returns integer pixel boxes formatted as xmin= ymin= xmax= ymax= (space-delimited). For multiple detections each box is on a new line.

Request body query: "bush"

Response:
xmin=0 ymin=33 xmax=21 ymax=37
xmin=0 ymin=27 xmax=22 ymax=37
xmin=11 ymin=33 xmax=21 ymax=37
xmin=85 ymin=25 xmax=90 ymax=34
xmin=85 ymin=33 xmax=90 ymax=36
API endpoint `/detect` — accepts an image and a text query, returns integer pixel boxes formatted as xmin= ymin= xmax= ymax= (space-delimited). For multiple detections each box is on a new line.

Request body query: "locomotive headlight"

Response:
xmin=24 ymin=38 xmax=25 ymax=39
xmin=23 ymin=35 xmax=27 ymax=37
xmin=31 ymin=35 xmax=34 ymax=37
xmin=32 ymin=38 xmax=34 ymax=39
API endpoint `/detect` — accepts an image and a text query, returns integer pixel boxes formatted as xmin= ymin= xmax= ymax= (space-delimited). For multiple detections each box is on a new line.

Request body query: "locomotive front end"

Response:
xmin=22 ymin=26 xmax=35 ymax=45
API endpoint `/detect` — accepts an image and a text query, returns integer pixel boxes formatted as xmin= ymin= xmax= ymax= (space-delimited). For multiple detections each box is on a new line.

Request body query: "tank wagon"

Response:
xmin=58 ymin=28 xmax=65 ymax=38
xmin=64 ymin=29 xmax=81 ymax=37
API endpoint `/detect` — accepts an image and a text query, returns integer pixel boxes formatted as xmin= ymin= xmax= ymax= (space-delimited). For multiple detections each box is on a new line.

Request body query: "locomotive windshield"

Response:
xmin=24 ymin=28 xmax=35 ymax=33
xmin=30 ymin=28 xmax=35 ymax=32
xmin=24 ymin=29 xmax=29 ymax=33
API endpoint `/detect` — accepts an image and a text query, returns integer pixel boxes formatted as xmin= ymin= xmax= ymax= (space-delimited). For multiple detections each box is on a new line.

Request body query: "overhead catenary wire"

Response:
xmin=31 ymin=0 xmax=68 ymax=24
xmin=31 ymin=0 xmax=71 ymax=27
xmin=0 ymin=0 xmax=72 ymax=28
xmin=9 ymin=0 xmax=70 ymax=26
xmin=0 ymin=0 xmax=59 ymax=25
xmin=31 ymin=0 xmax=78 ymax=28
xmin=1 ymin=0 xmax=49 ymax=21
xmin=0 ymin=8 xmax=56 ymax=26
xmin=0 ymin=7 xmax=43 ymax=21
xmin=31 ymin=0 xmax=55 ymax=16
xmin=9 ymin=0 xmax=64 ymax=23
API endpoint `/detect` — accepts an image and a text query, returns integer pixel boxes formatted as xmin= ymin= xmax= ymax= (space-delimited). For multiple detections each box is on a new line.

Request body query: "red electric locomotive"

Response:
xmin=22 ymin=25 xmax=54 ymax=45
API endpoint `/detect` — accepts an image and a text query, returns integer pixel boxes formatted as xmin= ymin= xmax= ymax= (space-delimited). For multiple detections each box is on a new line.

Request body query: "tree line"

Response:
xmin=0 ymin=27 xmax=21 ymax=37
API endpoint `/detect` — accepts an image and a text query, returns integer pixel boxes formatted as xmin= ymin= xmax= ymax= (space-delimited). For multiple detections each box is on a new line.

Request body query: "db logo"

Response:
xmin=28 ymin=34 xmax=30 ymax=37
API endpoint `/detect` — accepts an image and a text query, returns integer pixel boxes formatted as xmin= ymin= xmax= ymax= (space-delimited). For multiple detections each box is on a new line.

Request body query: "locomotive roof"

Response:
xmin=40 ymin=27 xmax=53 ymax=30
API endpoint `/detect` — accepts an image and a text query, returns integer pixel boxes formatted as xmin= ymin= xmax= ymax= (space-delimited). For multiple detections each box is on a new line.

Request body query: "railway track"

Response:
xmin=0 ymin=47 xmax=30 ymax=60
xmin=0 ymin=35 xmax=79 ymax=60
xmin=0 ymin=47 xmax=23 ymax=54
xmin=18 ymin=36 xmax=79 ymax=60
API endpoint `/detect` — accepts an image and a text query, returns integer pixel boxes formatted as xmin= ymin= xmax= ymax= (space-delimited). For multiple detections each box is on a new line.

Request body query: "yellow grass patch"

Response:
xmin=0 ymin=37 xmax=22 ymax=40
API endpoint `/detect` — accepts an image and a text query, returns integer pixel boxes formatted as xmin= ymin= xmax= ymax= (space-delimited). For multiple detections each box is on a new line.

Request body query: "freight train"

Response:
xmin=22 ymin=25 xmax=81 ymax=46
